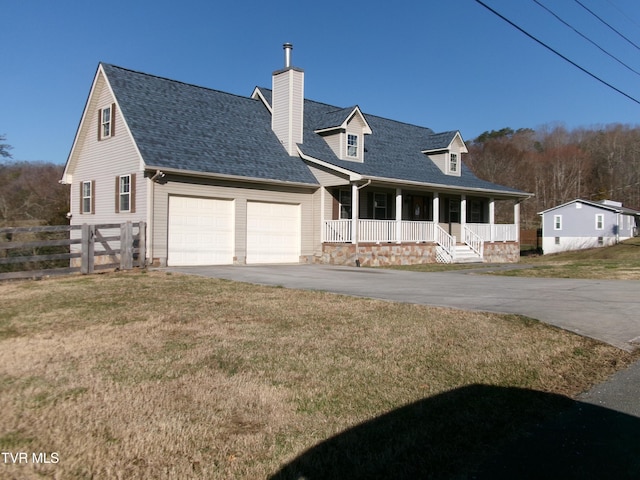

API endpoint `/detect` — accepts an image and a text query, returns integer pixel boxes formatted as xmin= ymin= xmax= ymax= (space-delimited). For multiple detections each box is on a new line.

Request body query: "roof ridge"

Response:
xmin=101 ymin=62 xmax=259 ymax=103
xmin=257 ymin=86 xmax=434 ymax=132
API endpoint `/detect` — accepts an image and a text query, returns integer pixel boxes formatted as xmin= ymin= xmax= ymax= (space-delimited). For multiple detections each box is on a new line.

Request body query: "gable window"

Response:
xmin=98 ymin=104 xmax=116 ymax=140
xmin=554 ymin=215 xmax=562 ymax=230
xmin=339 ymin=190 xmax=352 ymax=219
xmin=115 ymin=174 xmax=135 ymax=213
xmin=347 ymin=134 xmax=359 ymax=158
xmin=449 ymin=153 xmax=458 ymax=173
xmin=80 ymin=180 xmax=94 ymax=214
xmin=595 ymin=213 xmax=604 ymax=230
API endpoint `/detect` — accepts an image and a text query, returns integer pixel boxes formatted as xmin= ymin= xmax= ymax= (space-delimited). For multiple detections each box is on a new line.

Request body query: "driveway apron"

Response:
xmin=166 ymin=264 xmax=640 ymax=352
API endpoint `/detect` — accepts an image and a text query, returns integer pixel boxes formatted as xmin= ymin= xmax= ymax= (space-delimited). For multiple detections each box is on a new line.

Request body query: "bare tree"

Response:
xmin=0 ymin=134 xmax=13 ymax=160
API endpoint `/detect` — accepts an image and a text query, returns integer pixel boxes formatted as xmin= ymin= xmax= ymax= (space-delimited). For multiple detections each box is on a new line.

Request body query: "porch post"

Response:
xmin=489 ymin=197 xmax=495 ymax=242
xmin=395 ymin=188 xmax=402 ymax=243
xmin=460 ymin=194 xmax=467 ymax=230
xmin=514 ymin=201 xmax=520 ymax=243
xmin=351 ymin=182 xmax=359 ymax=244
xmin=320 ymin=187 xmax=325 ymax=243
xmin=433 ymin=192 xmax=440 ymax=242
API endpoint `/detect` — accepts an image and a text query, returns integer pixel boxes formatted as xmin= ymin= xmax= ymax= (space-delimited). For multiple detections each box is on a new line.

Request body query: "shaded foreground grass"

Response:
xmin=0 ymin=271 xmax=637 ymax=479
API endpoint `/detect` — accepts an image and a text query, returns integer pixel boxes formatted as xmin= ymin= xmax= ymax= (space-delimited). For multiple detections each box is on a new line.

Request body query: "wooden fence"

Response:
xmin=0 ymin=222 xmax=146 ymax=281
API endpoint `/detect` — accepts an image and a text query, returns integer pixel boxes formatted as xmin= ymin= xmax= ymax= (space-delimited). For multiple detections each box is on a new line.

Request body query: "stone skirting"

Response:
xmin=482 ymin=242 xmax=521 ymax=263
xmin=320 ymin=242 xmax=520 ymax=266
xmin=319 ymin=243 xmax=437 ymax=266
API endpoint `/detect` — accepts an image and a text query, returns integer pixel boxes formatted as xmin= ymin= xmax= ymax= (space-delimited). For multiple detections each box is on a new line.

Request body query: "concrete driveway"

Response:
xmin=166 ymin=264 xmax=640 ymax=351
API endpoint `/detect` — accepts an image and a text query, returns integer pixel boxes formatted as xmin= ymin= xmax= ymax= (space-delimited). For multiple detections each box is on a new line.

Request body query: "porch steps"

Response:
xmin=453 ymin=244 xmax=483 ymax=264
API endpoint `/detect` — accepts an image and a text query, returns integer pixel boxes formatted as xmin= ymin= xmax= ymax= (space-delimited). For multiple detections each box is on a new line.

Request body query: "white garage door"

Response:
xmin=168 ymin=196 xmax=234 ymax=266
xmin=246 ymin=202 xmax=301 ymax=264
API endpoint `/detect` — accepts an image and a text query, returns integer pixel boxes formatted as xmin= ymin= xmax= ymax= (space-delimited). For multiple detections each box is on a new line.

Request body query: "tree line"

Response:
xmin=2 ymin=125 xmax=640 ymax=230
xmin=0 ymin=161 xmax=69 ymax=227
xmin=465 ymin=124 xmax=640 ymax=229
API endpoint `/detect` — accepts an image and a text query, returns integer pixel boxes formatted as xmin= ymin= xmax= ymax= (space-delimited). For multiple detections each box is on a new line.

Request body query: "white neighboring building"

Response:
xmin=539 ymin=199 xmax=640 ymax=254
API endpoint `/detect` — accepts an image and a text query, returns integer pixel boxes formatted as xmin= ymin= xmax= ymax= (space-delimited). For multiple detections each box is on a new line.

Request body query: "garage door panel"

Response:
xmin=168 ymin=196 xmax=234 ymax=266
xmin=247 ymin=202 xmax=300 ymax=264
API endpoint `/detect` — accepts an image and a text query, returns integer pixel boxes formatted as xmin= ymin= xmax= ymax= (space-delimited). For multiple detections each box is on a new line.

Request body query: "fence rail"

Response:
xmin=0 ymin=222 xmax=145 ymax=281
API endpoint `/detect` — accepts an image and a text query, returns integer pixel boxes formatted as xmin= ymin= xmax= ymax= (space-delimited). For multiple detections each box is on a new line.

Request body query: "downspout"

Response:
xmin=354 ymin=179 xmax=372 ymax=267
xmin=149 ymin=170 xmax=165 ymax=266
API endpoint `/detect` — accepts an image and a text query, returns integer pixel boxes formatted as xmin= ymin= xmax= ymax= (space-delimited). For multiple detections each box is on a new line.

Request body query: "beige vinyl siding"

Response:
xmin=271 ymin=68 xmax=304 ymax=155
xmin=70 ymin=71 xmax=146 ymax=225
xmin=68 ymin=71 xmax=146 ymax=255
xmin=322 ymin=133 xmax=343 ymax=160
xmin=307 ymin=165 xmax=350 ymax=187
xmin=152 ymin=177 xmax=319 ymax=265
xmin=428 ymin=152 xmax=448 ymax=175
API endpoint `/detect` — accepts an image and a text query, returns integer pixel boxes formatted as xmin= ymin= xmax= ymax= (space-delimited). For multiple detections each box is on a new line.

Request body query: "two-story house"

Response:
xmin=62 ymin=44 xmax=530 ymax=266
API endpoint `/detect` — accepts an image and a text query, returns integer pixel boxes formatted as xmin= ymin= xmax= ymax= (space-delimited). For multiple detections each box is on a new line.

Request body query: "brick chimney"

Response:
xmin=272 ymin=43 xmax=304 ymax=155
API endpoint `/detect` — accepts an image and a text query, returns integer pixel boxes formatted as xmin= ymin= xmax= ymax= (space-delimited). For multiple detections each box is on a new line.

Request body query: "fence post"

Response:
xmin=81 ymin=224 xmax=95 ymax=275
xmin=137 ymin=221 xmax=146 ymax=268
xmin=120 ymin=221 xmax=133 ymax=270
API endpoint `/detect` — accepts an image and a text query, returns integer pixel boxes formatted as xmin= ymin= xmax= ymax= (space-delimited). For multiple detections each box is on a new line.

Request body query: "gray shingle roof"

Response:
xmin=278 ymin=91 xmax=524 ymax=195
xmin=102 ymin=64 xmax=318 ymax=185
xmin=421 ymin=131 xmax=459 ymax=152
xmin=104 ymin=63 xmax=525 ymax=196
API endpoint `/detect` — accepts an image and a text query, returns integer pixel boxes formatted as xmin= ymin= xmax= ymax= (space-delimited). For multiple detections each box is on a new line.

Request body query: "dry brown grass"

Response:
xmin=0 ymin=271 xmax=637 ymax=479
xmin=509 ymin=237 xmax=640 ymax=280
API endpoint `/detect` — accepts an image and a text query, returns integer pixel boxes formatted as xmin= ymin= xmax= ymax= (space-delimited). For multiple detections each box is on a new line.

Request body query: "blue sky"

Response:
xmin=2 ymin=0 xmax=640 ymax=164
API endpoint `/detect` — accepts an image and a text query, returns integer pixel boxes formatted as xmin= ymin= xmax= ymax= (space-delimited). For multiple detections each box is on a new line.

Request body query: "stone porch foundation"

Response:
xmin=319 ymin=242 xmax=520 ymax=266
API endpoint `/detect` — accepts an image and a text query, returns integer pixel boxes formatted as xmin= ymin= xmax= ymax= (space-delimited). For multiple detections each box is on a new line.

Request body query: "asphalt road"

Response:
xmin=165 ymin=264 xmax=640 ymax=352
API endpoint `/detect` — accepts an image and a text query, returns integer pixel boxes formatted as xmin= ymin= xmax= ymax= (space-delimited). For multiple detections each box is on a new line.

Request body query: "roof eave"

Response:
xmin=297 ymin=147 xmax=363 ymax=182
xmin=361 ymin=174 xmax=532 ymax=199
xmin=144 ymin=165 xmax=319 ymax=189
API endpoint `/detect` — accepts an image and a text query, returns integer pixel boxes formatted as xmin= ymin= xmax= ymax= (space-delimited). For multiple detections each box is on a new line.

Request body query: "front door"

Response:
xmin=411 ymin=196 xmax=426 ymax=220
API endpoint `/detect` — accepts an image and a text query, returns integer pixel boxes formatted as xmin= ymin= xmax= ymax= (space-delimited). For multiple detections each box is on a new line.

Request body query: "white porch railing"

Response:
xmin=323 ymin=219 xmax=352 ymax=243
xmin=402 ymin=221 xmax=435 ymax=243
xmin=323 ymin=220 xmax=517 ymax=244
xmin=359 ymin=219 xmax=396 ymax=243
xmin=466 ymin=223 xmax=518 ymax=242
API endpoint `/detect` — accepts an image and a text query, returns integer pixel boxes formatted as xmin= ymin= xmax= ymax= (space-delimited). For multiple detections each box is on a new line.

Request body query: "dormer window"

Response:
xmin=347 ymin=134 xmax=359 ymax=158
xmin=449 ymin=153 xmax=458 ymax=173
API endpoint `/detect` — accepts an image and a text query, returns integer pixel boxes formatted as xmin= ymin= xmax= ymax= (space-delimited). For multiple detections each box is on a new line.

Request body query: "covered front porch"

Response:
xmin=320 ymin=185 xmax=522 ymax=264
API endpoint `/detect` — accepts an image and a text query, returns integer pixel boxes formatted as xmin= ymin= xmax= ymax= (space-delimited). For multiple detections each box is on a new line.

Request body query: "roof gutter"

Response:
xmin=144 ymin=165 xmax=319 ymax=189
xmin=359 ymin=175 xmax=533 ymax=200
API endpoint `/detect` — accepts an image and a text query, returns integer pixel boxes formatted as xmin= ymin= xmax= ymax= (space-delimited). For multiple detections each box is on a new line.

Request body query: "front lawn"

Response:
xmin=0 ymin=272 xmax=636 ymax=479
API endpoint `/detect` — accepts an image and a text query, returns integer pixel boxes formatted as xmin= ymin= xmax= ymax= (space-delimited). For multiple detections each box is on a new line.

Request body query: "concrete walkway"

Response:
xmin=166 ymin=264 xmax=640 ymax=352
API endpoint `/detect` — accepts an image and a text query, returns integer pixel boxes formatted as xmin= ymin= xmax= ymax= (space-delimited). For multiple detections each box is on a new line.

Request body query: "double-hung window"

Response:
xmin=98 ymin=104 xmax=116 ymax=140
xmin=81 ymin=180 xmax=94 ymax=214
xmin=339 ymin=190 xmax=352 ymax=219
xmin=595 ymin=214 xmax=604 ymax=230
xmin=102 ymin=107 xmax=112 ymax=138
xmin=347 ymin=134 xmax=358 ymax=158
xmin=449 ymin=153 xmax=458 ymax=173
xmin=554 ymin=215 xmax=562 ymax=230
xmin=374 ymin=193 xmax=387 ymax=219
xmin=116 ymin=174 xmax=136 ymax=213
xmin=119 ymin=175 xmax=131 ymax=212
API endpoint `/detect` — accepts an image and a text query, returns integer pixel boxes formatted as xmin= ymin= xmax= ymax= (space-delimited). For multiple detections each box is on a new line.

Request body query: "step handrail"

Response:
xmin=463 ymin=226 xmax=484 ymax=258
xmin=435 ymin=225 xmax=456 ymax=262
